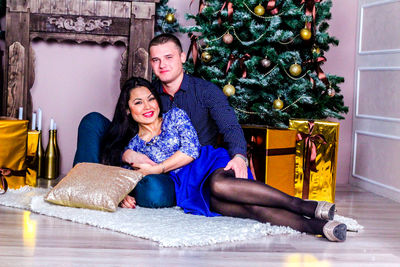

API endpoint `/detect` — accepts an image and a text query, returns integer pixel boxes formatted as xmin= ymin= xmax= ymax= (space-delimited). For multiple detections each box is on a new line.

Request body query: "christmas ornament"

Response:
xmin=312 ymin=46 xmax=321 ymax=55
xmin=289 ymin=63 xmax=302 ymax=77
xmin=327 ymin=88 xmax=336 ymax=97
xmin=222 ymin=33 xmax=234 ymax=44
xmin=165 ymin=13 xmax=176 ymax=24
xmin=261 ymin=57 xmax=271 ymax=68
xmin=273 ymin=97 xmax=284 ymax=110
xmin=223 ymin=83 xmax=235 ymax=96
xmin=201 ymin=51 xmax=212 ymax=63
xmin=254 ymin=4 xmax=265 ymax=16
xmin=300 ymin=28 xmax=312 ymax=40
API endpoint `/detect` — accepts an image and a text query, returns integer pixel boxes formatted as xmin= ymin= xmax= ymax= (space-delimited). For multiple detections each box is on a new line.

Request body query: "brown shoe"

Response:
xmin=315 ymin=201 xmax=335 ymax=220
xmin=323 ymin=221 xmax=347 ymax=242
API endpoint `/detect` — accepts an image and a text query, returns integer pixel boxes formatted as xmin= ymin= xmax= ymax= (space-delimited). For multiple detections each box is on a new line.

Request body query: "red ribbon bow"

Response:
xmin=218 ymin=1 xmax=234 ymax=24
xmin=300 ymin=0 xmax=322 ymax=33
xmin=296 ymin=121 xmax=327 ymax=199
xmin=305 ymin=56 xmax=329 ymax=90
xmin=186 ymin=34 xmax=199 ymax=69
xmin=267 ymin=0 xmax=279 ymax=15
xmin=226 ymin=53 xmax=251 ymax=78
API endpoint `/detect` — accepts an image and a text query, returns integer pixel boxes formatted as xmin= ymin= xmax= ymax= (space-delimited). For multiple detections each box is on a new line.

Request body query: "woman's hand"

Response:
xmin=122 ymin=149 xmax=157 ymax=166
xmin=133 ymin=163 xmax=163 ymax=176
xmin=119 ymin=195 xmax=136 ymax=209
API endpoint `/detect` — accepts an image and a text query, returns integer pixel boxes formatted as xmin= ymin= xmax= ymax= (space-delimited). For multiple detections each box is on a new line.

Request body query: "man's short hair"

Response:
xmin=149 ymin=33 xmax=183 ymax=53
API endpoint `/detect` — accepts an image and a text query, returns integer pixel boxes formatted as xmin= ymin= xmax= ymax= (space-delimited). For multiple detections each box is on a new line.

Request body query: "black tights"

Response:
xmin=208 ymin=169 xmax=327 ymax=235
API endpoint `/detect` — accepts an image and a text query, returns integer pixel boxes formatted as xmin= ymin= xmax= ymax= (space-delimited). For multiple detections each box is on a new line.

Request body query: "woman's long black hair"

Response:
xmin=100 ymin=77 xmax=163 ymax=166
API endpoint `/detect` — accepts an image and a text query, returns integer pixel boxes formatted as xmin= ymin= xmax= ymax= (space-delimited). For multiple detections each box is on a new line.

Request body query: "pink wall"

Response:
xmin=324 ymin=0 xmax=358 ymax=184
xmin=4 ymin=1 xmax=358 ymax=183
xmin=30 ymin=42 xmax=124 ymax=175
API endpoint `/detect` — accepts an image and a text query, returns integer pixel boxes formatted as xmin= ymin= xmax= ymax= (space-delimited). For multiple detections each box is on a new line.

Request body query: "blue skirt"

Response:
xmin=169 ymin=145 xmax=253 ymax=217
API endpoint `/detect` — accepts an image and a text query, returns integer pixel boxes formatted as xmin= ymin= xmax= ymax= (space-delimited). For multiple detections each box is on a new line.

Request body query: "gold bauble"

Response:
xmin=222 ymin=33 xmax=234 ymax=44
xmin=289 ymin=63 xmax=302 ymax=77
xmin=223 ymin=83 xmax=235 ymax=97
xmin=254 ymin=4 xmax=265 ymax=16
xmin=165 ymin=13 xmax=176 ymax=24
xmin=327 ymin=88 xmax=336 ymax=97
xmin=261 ymin=57 xmax=271 ymax=68
xmin=312 ymin=46 xmax=321 ymax=55
xmin=273 ymin=98 xmax=284 ymax=110
xmin=300 ymin=28 xmax=312 ymax=40
xmin=201 ymin=51 xmax=212 ymax=63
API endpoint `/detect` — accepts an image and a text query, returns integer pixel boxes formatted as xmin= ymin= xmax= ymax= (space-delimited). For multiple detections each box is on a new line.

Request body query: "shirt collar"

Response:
xmin=157 ymin=73 xmax=189 ymax=95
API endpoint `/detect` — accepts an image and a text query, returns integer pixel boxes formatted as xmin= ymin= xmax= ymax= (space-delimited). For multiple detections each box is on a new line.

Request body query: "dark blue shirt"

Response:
xmin=153 ymin=74 xmax=247 ymax=158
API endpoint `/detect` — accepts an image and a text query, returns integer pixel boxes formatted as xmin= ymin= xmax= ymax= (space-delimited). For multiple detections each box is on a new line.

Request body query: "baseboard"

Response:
xmin=350 ymin=176 xmax=400 ymax=203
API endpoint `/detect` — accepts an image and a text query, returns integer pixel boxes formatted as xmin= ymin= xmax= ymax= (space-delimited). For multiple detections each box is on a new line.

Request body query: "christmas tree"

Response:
xmin=155 ymin=0 xmax=180 ymax=35
xmin=182 ymin=0 xmax=348 ymax=127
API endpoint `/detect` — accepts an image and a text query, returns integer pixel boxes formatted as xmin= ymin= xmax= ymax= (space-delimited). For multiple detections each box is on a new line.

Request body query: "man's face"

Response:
xmin=150 ymin=41 xmax=186 ymax=85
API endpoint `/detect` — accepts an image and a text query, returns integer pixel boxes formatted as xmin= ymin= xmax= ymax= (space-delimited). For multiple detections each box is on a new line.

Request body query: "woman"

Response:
xmin=119 ymin=77 xmax=347 ymax=242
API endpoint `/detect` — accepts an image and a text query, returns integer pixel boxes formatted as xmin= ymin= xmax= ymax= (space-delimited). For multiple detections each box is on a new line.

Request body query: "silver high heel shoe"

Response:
xmin=315 ymin=201 xmax=335 ymax=220
xmin=323 ymin=221 xmax=347 ymax=242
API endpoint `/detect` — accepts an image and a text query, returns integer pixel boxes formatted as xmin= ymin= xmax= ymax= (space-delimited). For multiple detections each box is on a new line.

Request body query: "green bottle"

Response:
xmin=53 ymin=129 xmax=60 ymax=178
xmin=44 ymin=130 xmax=57 ymax=179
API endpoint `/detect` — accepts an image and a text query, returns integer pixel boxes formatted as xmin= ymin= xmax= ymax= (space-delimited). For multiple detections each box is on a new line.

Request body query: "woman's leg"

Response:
xmin=208 ymin=168 xmax=317 ymax=218
xmin=210 ymin=196 xmax=326 ymax=235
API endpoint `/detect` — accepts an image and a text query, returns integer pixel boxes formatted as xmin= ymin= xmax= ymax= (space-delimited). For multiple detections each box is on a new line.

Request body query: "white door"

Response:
xmin=351 ymin=0 xmax=400 ymax=202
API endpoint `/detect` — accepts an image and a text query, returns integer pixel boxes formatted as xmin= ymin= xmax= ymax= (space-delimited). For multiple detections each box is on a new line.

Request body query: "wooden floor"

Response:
xmin=1 ymin=185 xmax=400 ymax=266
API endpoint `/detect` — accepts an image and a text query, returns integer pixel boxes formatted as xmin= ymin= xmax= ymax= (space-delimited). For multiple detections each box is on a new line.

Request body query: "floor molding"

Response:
xmin=350 ymin=176 xmax=400 ymax=203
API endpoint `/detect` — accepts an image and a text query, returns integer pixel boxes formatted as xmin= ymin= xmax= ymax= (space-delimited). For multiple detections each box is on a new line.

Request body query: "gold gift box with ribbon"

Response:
xmin=0 ymin=118 xmax=28 ymax=191
xmin=0 ymin=117 xmax=39 ymax=192
xmin=289 ymin=119 xmax=339 ymax=203
xmin=242 ymin=125 xmax=296 ymax=196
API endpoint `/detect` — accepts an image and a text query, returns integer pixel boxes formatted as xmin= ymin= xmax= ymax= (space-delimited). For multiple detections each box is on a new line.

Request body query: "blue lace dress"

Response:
xmin=125 ymin=107 xmax=252 ymax=217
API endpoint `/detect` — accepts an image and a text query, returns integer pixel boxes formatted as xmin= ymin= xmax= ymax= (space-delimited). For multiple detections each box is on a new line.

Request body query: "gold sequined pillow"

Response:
xmin=45 ymin=163 xmax=143 ymax=212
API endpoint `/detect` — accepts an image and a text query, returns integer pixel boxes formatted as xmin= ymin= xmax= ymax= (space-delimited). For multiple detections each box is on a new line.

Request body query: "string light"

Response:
xmin=234 ymin=95 xmax=307 ymax=115
xmin=242 ymin=2 xmax=303 ymax=20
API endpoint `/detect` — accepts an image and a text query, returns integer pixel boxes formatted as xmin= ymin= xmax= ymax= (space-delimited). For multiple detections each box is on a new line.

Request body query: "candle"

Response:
xmin=54 ymin=122 xmax=57 ymax=130
xmin=50 ymin=118 xmax=54 ymax=130
xmin=18 ymin=107 xmax=23 ymax=120
xmin=31 ymin=112 xmax=37 ymax=130
xmin=37 ymin=108 xmax=42 ymax=131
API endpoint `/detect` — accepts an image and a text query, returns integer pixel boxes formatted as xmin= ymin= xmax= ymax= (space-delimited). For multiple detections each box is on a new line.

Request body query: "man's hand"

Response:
xmin=119 ymin=195 xmax=136 ymax=209
xmin=122 ymin=149 xmax=157 ymax=166
xmin=224 ymin=156 xmax=248 ymax=179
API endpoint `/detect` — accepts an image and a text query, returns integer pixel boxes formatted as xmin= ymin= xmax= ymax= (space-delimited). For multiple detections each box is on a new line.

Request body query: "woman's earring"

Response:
xmin=126 ymin=110 xmax=130 ymax=115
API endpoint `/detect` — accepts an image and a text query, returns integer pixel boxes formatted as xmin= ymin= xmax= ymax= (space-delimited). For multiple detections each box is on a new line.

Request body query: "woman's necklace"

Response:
xmin=138 ymin=117 xmax=163 ymax=142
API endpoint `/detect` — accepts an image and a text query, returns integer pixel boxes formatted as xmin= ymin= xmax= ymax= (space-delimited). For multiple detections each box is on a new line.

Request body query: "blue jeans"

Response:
xmin=73 ymin=112 xmax=176 ymax=208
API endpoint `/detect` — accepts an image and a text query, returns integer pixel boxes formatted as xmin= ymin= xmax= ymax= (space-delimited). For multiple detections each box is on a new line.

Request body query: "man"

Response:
xmin=123 ymin=33 xmax=248 ymax=179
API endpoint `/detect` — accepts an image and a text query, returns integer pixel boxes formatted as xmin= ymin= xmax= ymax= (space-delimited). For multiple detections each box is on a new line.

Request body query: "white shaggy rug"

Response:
xmin=0 ymin=186 xmax=363 ymax=247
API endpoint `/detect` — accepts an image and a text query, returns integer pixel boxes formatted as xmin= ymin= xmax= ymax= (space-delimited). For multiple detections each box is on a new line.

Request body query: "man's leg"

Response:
xmin=73 ymin=112 xmax=111 ymax=166
xmin=132 ymin=174 xmax=176 ymax=208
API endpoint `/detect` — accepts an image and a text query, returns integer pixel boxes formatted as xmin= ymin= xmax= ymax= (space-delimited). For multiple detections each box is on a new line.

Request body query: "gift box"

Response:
xmin=242 ymin=125 xmax=297 ymax=196
xmin=289 ymin=119 xmax=339 ymax=203
xmin=26 ymin=130 xmax=39 ymax=187
xmin=0 ymin=117 xmax=28 ymax=192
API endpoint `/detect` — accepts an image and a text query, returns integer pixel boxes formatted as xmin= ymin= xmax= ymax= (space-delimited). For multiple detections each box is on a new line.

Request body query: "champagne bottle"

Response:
xmin=53 ymin=129 xmax=60 ymax=178
xmin=37 ymin=130 xmax=45 ymax=178
xmin=44 ymin=129 xmax=57 ymax=179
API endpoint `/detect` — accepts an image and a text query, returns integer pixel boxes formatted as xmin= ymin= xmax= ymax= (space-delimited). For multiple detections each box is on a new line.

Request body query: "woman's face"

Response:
xmin=128 ymin=86 xmax=160 ymax=125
